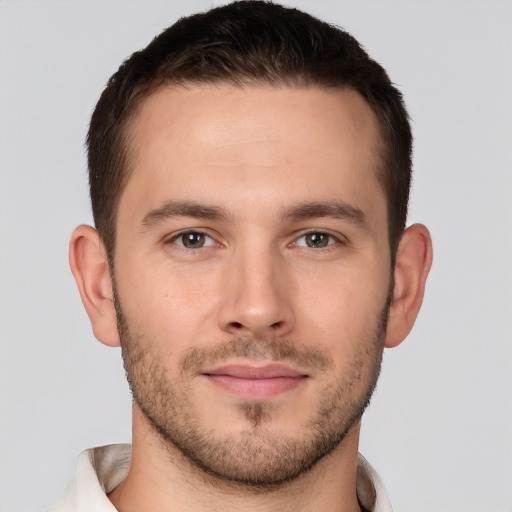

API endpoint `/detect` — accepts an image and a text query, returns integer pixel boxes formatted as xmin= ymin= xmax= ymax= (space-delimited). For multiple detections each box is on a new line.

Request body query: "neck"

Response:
xmin=109 ymin=405 xmax=363 ymax=512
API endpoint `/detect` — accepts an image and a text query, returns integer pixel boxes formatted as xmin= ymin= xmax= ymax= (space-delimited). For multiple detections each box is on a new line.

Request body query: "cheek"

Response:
xmin=295 ymin=264 xmax=390 ymax=343
xmin=115 ymin=257 xmax=223 ymax=338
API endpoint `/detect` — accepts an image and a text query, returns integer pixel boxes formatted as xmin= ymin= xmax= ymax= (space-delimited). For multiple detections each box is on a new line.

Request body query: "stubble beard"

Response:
xmin=114 ymin=284 xmax=390 ymax=490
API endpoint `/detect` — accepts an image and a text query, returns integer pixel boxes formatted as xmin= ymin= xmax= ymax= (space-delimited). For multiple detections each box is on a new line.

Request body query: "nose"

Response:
xmin=217 ymin=247 xmax=295 ymax=339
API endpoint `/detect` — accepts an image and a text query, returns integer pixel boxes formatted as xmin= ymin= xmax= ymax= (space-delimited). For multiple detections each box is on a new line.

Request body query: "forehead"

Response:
xmin=120 ymin=84 xmax=386 ymax=225
xmin=130 ymin=84 xmax=382 ymax=160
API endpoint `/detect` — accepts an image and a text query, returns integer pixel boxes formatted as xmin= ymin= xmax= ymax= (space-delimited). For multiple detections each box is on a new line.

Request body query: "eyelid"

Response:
xmin=162 ymin=227 xmax=346 ymax=249
xmin=290 ymin=229 xmax=346 ymax=248
xmin=165 ymin=228 xmax=220 ymax=248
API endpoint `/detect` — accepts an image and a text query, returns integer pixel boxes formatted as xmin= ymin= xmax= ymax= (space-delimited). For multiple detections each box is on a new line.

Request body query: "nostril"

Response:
xmin=271 ymin=321 xmax=282 ymax=329
xmin=232 ymin=322 xmax=243 ymax=329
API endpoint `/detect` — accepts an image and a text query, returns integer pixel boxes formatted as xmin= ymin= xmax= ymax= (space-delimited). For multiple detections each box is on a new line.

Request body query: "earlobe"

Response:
xmin=69 ymin=225 xmax=121 ymax=347
xmin=385 ymin=223 xmax=433 ymax=348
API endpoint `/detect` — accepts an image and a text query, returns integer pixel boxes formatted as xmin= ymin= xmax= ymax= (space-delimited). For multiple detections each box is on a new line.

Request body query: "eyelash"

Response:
xmin=166 ymin=229 xmax=343 ymax=251
xmin=166 ymin=230 xmax=218 ymax=249
xmin=290 ymin=230 xmax=342 ymax=249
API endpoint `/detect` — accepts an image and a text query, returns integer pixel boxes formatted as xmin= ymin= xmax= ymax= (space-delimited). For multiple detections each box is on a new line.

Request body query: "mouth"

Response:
xmin=202 ymin=363 xmax=309 ymax=400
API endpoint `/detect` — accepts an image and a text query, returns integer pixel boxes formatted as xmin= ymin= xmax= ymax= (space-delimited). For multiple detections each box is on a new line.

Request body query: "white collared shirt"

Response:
xmin=46 ymin=444 xmax=393 ymax=512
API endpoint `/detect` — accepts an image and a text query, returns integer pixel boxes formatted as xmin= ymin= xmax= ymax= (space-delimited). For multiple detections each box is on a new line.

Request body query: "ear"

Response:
xmin=385 ymin=223 xmax=433 ymax=348
xmin=69 ymin=224 xmax=120 ymax=347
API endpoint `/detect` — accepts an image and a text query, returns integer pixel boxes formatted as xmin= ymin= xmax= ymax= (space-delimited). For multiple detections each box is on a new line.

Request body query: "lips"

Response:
xmin=203 ymin=363 xmax=308 ymax=400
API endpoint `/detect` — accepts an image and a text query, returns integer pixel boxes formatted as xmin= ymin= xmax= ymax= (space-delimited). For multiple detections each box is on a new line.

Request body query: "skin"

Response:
xmin=70 ymin=85 xmax=432 ymax=512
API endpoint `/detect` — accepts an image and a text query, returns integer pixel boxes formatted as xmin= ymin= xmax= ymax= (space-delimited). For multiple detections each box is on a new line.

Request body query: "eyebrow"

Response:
xmin=140 ymin=199 xmax=367 ymax=229
xmin=283 ymin=201 xmax=367 ymax=228
xmin=140 ymin=200 xmax=230 ymax=228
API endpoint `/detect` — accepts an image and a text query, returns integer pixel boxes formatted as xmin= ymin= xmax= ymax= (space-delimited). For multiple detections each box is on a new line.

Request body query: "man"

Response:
xmin=50 ymin=1 xmax=432 ymax=511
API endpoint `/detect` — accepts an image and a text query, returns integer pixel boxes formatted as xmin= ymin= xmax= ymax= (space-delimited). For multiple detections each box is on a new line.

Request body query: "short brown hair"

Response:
xmin=87 ymin=0 xmax=412 ymax=260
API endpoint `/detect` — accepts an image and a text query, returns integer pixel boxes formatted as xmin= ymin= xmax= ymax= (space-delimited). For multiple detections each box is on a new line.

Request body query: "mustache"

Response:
xmin=181 ymin=337 xmax=333 ymax=374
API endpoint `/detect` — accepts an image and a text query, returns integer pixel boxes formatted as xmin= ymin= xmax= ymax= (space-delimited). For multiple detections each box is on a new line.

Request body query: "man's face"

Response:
xmin=113 ymin=85 xmax=392 ymax=486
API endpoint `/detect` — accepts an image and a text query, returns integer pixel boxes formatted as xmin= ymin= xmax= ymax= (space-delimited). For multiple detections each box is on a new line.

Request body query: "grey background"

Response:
xmin=1 ymin=1 xmax=511 ymax=511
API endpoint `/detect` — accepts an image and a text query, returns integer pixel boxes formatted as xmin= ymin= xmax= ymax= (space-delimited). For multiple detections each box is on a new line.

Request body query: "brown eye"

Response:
xmin=305 ymin=232 xmax=330 ymax=248
xmin=181 ymin=232 xmax=206 ymax=248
